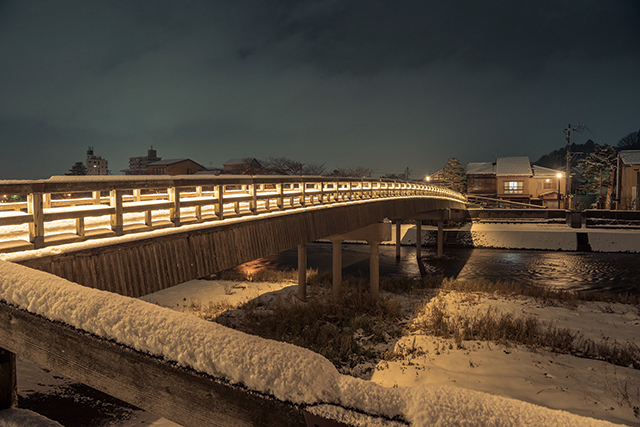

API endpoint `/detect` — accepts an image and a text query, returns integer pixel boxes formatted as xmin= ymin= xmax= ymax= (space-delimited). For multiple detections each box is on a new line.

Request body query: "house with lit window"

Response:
xmin=467 ymin=157 xmax=565 ymax=208
xmin=616 ymin=150 xmax=640 ymax=210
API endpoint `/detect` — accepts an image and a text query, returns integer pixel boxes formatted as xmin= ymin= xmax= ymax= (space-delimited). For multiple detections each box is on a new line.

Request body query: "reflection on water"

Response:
xmin=232 ymin=243 xmax=640 ymax=295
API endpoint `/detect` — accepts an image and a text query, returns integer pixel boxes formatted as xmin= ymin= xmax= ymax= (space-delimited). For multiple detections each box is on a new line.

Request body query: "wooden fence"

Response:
xmin=0 ymin=175 xmax=466 ymax=254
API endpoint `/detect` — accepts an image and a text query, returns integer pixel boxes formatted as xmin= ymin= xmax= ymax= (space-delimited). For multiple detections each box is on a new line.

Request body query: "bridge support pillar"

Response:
xmin=395 ymin=220 xmax=401 ymax=259
xmin=0 ymin=348 xmax=17 ymax=410
xmin=415 ymin=220 xmax=422 ymax=260
xmin=298 ymin=244 xmax=307 ymax=302
xmin=369 ymin=241 xmax=381 ymax=304
xmin=437 ymin=220 xmax=444 ymax=259
xmin=328 ymin=222 xmax=391 ymax=303
xmin=412 ymin=209 xmax=451 ymax=259
xmin=331 ymin=240 xmax=342 ymax=304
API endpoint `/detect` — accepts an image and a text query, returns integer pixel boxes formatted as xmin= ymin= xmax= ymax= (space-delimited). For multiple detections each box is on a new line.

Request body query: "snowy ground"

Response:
xmin=2 ymin=266 xmax=638 ymax=426
xmin=140 ymin=279 xmax=639 ymax=426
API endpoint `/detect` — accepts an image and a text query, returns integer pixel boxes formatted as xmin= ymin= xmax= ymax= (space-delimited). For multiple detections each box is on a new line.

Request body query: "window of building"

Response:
xmin=503 ymin=181 xmax=523 ymax=194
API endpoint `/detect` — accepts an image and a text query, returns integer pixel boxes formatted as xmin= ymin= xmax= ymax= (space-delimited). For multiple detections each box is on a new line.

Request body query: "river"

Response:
xmin=232 ymin=243 xmax=640 ymax=295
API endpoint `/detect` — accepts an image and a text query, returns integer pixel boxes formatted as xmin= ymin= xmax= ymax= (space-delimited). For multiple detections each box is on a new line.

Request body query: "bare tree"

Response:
xmin=329 ymin=167 xmax=375 ymax=178
xmin=302 ymin=162 xmax=326 ymax=176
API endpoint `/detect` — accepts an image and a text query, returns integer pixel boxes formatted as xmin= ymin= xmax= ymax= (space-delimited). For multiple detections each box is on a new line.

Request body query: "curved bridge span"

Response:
xmin=0 ymin=175 xmax=466 ymax=296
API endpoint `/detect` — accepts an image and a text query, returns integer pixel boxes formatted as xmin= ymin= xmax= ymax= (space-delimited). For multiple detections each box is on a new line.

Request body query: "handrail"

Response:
xmin=0 ymin=175 xmax=467 ymax=252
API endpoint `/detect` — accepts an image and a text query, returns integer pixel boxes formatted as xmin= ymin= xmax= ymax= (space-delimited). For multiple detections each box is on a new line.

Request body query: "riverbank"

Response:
xmin=390 ymin=223 xmax=640 ymax=253
xmin=139 ymin=275 xmax=640 ymax=426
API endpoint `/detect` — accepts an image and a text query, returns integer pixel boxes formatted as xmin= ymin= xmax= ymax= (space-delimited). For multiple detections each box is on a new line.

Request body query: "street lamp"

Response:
xmin=556 ymin=172 xmax=563 ymax=209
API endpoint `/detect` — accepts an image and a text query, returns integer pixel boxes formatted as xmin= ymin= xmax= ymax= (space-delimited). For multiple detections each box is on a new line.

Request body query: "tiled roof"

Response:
xmin=620 ymin=150 xmax=640 ymax=165
xmin=466 ymin=162 xmax=495 ymax=175
xmin=496 ymin=157 xmax=532 ymax=176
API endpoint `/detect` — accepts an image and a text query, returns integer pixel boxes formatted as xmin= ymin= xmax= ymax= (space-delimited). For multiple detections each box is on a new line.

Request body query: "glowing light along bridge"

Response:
xmin=0 ymin=175 xmax=467 ymax=299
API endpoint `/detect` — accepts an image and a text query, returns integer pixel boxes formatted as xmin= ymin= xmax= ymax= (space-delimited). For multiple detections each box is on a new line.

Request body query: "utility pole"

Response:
xmin=564 ymin=124 xmax=586 ymax=209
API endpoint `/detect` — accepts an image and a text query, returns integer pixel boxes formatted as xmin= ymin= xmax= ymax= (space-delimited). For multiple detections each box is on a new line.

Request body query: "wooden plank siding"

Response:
xmin=16 ymin=197 xmax=464 ymax=297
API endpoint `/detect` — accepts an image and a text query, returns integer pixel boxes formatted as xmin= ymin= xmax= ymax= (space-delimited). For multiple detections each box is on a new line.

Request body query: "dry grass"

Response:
xmin=200 ymin=270 xmax=639 ymax=373
xmin=214 ymin=275 xmax=404 ymax=371
xmin=412 ymin=296 xmax=640 ymax=369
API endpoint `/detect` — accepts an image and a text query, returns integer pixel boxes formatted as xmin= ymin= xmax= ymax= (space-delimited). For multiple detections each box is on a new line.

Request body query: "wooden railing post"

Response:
xmin=216 ymin=184 xmax=224 ymax=220
xmin=133 ymin=189 xmax=142 ymax=202
xmin=251 ymin=182 xmax=258 ymax=215
xmin=76 ymin=217 xmax=85 ymax=237
xmin=168 ymin=187 xmax=181 ymax=226
xmin=110 ymin=189 xmax=124 ymax=236
xmin=276 ymin=183 xmax=284 ymax=209
xmin=28 ymin=192 xmax=44 ymax=248
xmin=92 ymin=190 xmax=102 ymax=205
xmin=319 ymin=182 xmax=325 ymax=204
xmin=300 ymin=182 xmax=306 ymax=207
xmin=195 ymin=186 xmax=203 ymax=221
xmin=43 ymin=193 xmax=51 ymax=209
xmin=0 ymin=348 xmax=17 ymax=410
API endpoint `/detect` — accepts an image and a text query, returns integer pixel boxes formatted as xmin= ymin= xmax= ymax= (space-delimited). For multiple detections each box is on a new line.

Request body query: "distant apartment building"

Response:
xmin=86 ymin=146 xmax=109 ymax=175
xmin=121 ymin=147 xmax=206 ymax=175
xmin=122 ymin=147 xmax=162 ymax=175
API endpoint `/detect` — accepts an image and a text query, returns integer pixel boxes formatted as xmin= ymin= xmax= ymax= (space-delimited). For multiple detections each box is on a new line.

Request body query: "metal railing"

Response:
xmin=0 ymin=175 xmax=466 ymax=253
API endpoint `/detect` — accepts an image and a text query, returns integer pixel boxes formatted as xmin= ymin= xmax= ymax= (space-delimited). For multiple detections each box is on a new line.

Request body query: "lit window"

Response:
xmin=503 ymin=181 xmax=523 ymax=194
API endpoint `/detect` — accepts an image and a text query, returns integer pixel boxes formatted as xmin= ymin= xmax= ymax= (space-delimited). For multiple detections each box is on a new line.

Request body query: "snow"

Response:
xmin=0 ymin=408 xmax=63 ymax=427
xmin=372 ymin=291 xmax=640 ymax=426
xmin=0 ymin=261 xmax=628 ymax=426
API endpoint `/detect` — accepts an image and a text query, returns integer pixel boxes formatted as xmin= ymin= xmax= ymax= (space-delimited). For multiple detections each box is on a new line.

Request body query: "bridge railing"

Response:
xmin=0 ymin=175 xmax=466 ymax=253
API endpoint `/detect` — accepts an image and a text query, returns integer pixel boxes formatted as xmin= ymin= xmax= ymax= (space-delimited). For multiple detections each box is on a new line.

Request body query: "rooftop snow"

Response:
xmin=532 ymin=164 xmax=563 ymax=177
xmin=466 ymin=162 xmax=495 ymax=175
xmin=496 ymin=157 xmax=532 ymax=176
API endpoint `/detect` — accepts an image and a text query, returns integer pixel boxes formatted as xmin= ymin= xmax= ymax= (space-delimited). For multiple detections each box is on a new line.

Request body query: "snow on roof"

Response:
xmin=496 ymin=157 xmax=532 ymax=176
xmin=0 ymin=260 xmax=620 ymax=426
xmin=532 ymin=165 xmax=563 ymax=177
xmin=466 ymin=162 xmax=495 ymax=175
xmin=619 ymin=150 xmax=640 ymax=165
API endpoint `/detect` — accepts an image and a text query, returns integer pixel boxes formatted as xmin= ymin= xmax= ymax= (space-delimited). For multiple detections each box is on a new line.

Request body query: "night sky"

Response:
xmin=1 ymin=1 xmax=638 ymax=180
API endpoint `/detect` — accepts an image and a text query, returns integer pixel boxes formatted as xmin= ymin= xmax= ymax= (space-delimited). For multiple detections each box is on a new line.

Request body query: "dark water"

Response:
xmin=234 ymin=243 xmax=640 ymax=295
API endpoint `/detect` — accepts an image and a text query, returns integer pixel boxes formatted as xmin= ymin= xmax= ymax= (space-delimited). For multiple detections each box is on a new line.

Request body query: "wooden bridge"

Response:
xmin=0 ymin=175 xmax=467 ymax=426
xmin=0 ymin=175 xmax=467 ymax=299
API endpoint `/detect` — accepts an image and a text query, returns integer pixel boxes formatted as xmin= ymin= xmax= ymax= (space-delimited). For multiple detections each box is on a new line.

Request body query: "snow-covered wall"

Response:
xmin=0 ymin=261 xmax=622 ymax=426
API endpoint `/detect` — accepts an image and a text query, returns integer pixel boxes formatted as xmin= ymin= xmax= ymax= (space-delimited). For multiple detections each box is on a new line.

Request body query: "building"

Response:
xmin=122 ymin=147 xmax=162 ymax=175
xmin=617 ymin=150 xmax=640 ymax=210
xmin=85 ymin=146 xmax=109 ymax=175
xmin=222 ymin=158 xmax=262 ymax=175
xmin=147 ymin=159 xmax=206 ymax=175
xmin=466 ymin=157 xmax=565 ymax=208
xmin=466 ymin=162 xmax=496 ymax=196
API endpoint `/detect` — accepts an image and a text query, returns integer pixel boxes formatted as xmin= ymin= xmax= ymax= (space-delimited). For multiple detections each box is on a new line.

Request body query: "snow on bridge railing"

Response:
xmin=0 ymin=260 xmax=610 ymax=427
xmin=0 ymin=175 xmax=466 ymax=254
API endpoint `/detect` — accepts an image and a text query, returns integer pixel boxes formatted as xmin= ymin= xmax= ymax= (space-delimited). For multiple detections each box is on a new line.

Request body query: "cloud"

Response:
xmin=0 ymin=0 xmax=638 ymax=179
